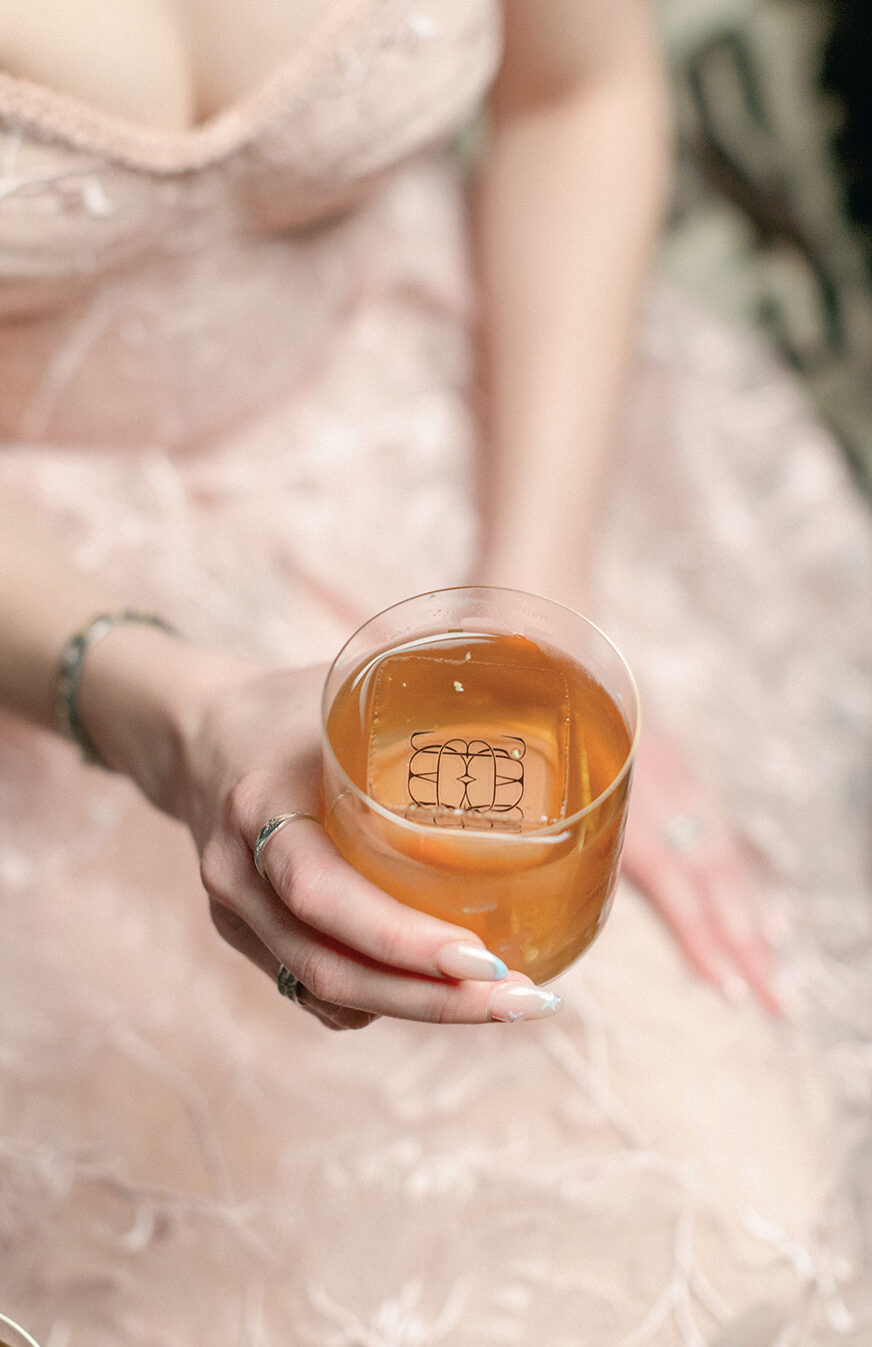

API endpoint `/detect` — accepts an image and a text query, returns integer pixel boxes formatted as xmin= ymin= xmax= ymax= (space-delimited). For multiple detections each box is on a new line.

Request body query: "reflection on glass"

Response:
xmin=0 ymin=1314 xmax=41 ymax=1347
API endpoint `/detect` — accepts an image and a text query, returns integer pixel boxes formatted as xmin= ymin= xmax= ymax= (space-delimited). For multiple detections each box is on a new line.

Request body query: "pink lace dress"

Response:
xmin=1 ymin=2 xmax=870 ymax=1343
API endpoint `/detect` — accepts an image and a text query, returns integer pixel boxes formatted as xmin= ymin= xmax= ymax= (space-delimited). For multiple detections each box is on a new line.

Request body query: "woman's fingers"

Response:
xmin=249 ymin=814 xmax=511 ymax=984
xmin=626 ymin=842 xmax=771 ymax=999
xmin=252 ymin=882 xmax=562 ymax=1023
xmin=208 ymin=855 xmax=562 ymax=1023
xmin=695 ymin=855 xmax=781 ymax=1015
xmin=208 ymin=899 xmax=377 ymax=1030
xmin=624 ymin=823 xmax=780 ymax=1009
xmin=189 ymin=668 xmax=562 ymax=1024
xmin=623 ymin=735 xmax=781 ymax=1014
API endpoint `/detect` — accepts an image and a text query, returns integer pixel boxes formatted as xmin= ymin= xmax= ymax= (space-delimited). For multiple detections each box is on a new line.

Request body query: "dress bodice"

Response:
xmin=0 ymin=0 xmax=500 ymax=449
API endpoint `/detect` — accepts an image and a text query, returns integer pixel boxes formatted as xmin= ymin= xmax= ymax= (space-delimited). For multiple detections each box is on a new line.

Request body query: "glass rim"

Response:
xmin=321 ymin=585 xmax=641 ymax=840
xmin=0 ymin=1314 xmax=42 ymax=1347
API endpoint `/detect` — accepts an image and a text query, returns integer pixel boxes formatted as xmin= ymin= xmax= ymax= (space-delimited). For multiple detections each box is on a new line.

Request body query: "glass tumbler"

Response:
xmin=0 ymin=1315 xmax=41 ymax=1347
xmin=322 ymin=587 xmax=639 ymax=984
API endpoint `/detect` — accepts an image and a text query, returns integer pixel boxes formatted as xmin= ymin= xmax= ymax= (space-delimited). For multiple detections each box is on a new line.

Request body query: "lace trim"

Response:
xmin=0 ymin=0 xmax=374 ymax=173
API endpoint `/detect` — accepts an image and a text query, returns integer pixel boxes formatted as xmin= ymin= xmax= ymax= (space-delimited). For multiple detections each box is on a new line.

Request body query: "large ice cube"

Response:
xmin=365 ymin=635 xmax=571 ymax=830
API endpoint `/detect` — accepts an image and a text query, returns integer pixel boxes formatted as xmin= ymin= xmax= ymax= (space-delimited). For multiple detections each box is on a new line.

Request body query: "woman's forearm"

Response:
xmin=472 ymin=4 xmax=671 ymax=610
xmin=0 ymin=488 xmax=248 ymax=810
xmin=0 ymin=488 xmax=116 ymax=731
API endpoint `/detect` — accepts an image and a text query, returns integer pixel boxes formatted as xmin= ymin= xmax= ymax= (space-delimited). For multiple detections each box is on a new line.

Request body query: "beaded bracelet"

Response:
xmin=57 ymin=611 xmax=179 ymax=768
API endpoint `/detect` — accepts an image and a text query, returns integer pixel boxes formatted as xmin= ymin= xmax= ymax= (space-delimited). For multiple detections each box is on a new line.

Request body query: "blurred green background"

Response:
xmin=658 ymin=0 xmax=872 ymax=493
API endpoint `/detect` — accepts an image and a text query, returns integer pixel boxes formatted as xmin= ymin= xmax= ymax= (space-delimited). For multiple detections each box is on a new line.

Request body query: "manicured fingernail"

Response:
xmin=488 ymin=984 xmax=564 ymax=1022
xmin=436 ymin=941 xmax=508 ymax=982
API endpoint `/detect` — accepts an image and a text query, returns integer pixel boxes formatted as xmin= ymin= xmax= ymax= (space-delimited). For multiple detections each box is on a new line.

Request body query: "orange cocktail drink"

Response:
xmin=322 ymin=588 xmax=639 ymax=984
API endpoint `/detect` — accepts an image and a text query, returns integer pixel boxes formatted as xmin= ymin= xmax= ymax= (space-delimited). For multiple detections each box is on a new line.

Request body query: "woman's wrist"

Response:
xmin=57 ymin=612 xmax=180 ymax=767
xmin=74 ymin=622 xmax=258 ymax=816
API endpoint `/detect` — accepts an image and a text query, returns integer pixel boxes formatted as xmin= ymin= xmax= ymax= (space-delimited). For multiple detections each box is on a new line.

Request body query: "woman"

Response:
xmin=0 ymin=1 xmax=869 ymax=1341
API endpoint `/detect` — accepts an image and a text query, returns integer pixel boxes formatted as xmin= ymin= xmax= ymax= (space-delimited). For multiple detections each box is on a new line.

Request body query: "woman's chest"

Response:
xmin=0 ymin=2 xmax=500 ymax=446
xmin=0 ymin=0 xmax=501 ymax=304
xmin=0 ymin=0 xmax=331 ymax=131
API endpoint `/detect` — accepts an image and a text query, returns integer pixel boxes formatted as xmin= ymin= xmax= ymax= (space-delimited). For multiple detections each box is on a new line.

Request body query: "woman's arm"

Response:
xmin=0 ymin=488 xmax=559 ymax=1026
xmin=0 ymin=489 xmax=240 ymax=811
xmin=473 ymin=2 xmax=778 ymax=1010
xmin=473 ymin=0 xmax=671 ymax=607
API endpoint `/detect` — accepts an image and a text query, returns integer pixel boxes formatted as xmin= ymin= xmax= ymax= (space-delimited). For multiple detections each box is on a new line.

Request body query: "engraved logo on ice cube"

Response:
xmin=407 ymin=731 xmax=526 ymax=815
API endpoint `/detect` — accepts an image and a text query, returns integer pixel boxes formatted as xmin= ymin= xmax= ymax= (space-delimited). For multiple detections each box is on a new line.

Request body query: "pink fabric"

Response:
xmin=1 ymin=3 xmax=871 ymax=1343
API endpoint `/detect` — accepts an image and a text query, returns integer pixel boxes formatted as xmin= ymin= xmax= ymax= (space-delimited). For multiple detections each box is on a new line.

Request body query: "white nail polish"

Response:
xmin=488 ymin=984 xmax=564 ymax=1022
xmin=436 ymin=941 xmax=508 ymax=981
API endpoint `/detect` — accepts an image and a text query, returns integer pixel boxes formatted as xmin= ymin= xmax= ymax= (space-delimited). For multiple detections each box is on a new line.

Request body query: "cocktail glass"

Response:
xmin=0 ymin=1314 xmax=41 ymax=1347
xmin=322 ymin=587 xmax=639 ymax=984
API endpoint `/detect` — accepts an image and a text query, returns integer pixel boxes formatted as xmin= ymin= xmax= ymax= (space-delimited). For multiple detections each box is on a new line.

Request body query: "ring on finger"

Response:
xmin=253 ymin=812 xmax=319 ymax=880
xmin=663 ymin=813 xmax=708 ymax=854
xmin=277 ymin=963 xmax=304 ymax=1003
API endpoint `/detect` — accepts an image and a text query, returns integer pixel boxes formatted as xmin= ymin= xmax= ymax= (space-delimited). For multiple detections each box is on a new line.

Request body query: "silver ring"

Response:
xmin=253 ymin=812 xmax=319 ymax=880
xmin=663 ymin=813 xmax=707 ymax=853
xmin=277 ymin=964 xmax=303 ymax=1003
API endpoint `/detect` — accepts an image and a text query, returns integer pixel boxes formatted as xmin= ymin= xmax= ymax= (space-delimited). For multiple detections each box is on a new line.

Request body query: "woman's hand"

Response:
xmin=622 ymin=733 xmax=781 ymax=1014
xmin=184 ymin=664 xmax=565 ymax=1029
xmin=86 ymin=639 xmax=564 ymax=1031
